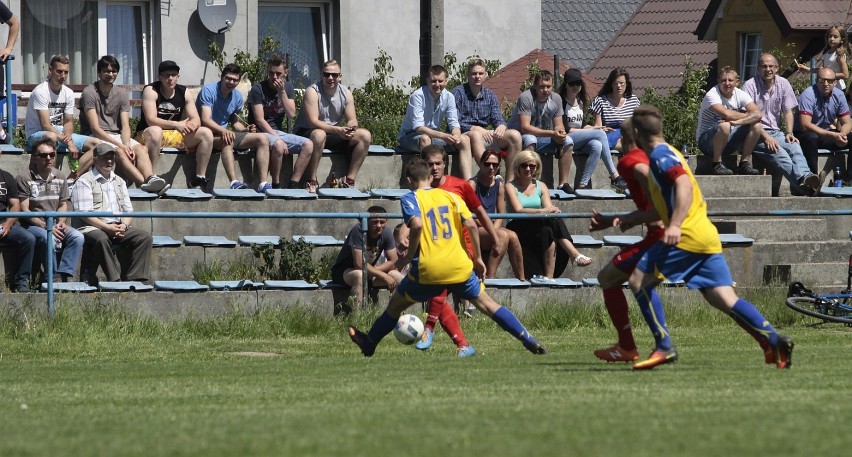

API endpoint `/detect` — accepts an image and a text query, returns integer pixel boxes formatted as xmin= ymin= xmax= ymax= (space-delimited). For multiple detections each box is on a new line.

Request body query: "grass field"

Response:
xmin=1 ymin=296 xmax=851 ymax=457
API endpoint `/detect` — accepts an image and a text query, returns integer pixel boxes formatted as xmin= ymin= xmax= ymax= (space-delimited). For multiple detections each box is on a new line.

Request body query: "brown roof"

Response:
xmin=698 ymin=1 xmax=852 ymax=38
xmin=484 ymin=49 xmax=602 ymax=109
xmin=587 ymin=0 xmax=716 ymax=94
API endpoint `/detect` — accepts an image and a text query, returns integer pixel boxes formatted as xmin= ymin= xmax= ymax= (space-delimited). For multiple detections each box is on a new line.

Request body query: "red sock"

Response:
xmin=424 ymin=290 xmax=449 ymax=331
xmin=438 ymin=300 xmax=468 ymax=347
xmin=603 ymin=286 xmax=635 ymax=351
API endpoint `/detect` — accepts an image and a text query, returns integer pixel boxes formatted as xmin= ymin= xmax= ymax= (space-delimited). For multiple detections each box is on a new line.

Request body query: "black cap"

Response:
xmin=158 ymin=60 xmax=180 ymax=74
xmin=93 ymin=143 xmax=116 ymax=156
xmin=563 ymin=68 xmax=583 ymax=85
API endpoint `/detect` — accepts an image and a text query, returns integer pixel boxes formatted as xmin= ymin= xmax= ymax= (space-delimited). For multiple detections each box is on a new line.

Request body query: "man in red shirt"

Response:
xmin=415 ymin=145 xmax=502 ymax=357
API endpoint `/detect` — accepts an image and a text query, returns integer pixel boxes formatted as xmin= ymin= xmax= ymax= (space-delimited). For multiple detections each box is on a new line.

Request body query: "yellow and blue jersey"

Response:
xmin=646 ymin=144 xmax=722 ymax=254
xmin=400 ymin=187 xmax=474 ymax=284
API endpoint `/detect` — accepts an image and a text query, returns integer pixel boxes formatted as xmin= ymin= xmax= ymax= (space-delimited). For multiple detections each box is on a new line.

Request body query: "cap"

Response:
xmin=563 ymin=68 xmax=583 ymax=85
xmin=158 ymin=60 xmax=180 ymax=74
xmin=93 ymin=143 xmax=116 ymax=156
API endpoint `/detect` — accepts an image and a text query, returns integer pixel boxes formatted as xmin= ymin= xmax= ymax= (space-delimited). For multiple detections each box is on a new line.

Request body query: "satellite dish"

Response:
xmin=197 ymin=0 xmax=237 ymax=34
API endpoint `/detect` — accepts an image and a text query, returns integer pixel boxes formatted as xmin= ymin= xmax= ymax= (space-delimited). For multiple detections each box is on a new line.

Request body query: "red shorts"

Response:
xmin=612 ymin=229 xmax=664 ymax=273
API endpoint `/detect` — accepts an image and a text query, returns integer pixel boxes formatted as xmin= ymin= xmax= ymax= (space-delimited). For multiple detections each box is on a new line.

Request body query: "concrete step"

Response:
xmin=763 ymin=262 xmax=850 ymax=287
xmin=712 ymin=218 xmax=827 ymax=242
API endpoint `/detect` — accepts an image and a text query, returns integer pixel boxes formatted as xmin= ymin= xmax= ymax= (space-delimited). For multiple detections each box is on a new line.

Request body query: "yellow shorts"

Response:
xmin=136 ymin=129 xmax=193 ymax=151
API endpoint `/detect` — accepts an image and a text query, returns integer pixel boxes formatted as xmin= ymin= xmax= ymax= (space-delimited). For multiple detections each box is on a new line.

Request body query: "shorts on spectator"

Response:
xmin=522 ymin=134 xmax=573 ymax=157
xmin=105 ymin=132 xmax=141 ymax=147
xmin=296 ymin=128 xmax=355 ymax=153
xmin=397 ymin=132 xmax=461 ymax=153
xmin=697 ymin=124 xmax=749 ymax=156
xmin=264 ymin=129 xmax=308 ymax=154
xmin=136 ymin=129 xmax=191 ymax=151
xmin=606 ymin=129 xmax=622 ymax=149
xmin=27 ymin=128 xmax=90 ymax=152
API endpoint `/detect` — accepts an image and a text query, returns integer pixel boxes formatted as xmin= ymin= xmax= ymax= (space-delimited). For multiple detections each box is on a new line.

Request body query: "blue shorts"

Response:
xmin=636 ymin=242 xmax=733 ymax=289
xmin=395 ymin=271 xmax=484 ymax=302
xmin=397 ymin=132 xmax=460 ymax=153
xmin=27 ymin=127 xmax=91 ymax=152
xmin=606 ymin=129 xmax=622 ymax=149
xmin=697 ymin=124 xmax=749 ymax=156
xmin=264 ymin=130 xmax=308 ymax=154
xmin=520 ymin=134 xmax=573 ymax=157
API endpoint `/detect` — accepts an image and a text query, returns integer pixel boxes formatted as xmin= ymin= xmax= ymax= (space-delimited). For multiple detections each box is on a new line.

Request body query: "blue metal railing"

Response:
xmin=7 ymin=207 xmax=852 ymax=318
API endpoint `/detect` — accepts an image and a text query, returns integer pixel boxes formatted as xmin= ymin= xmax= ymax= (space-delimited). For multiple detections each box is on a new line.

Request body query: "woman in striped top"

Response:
xmin=591 ymin=68 xmax=641 ymax=151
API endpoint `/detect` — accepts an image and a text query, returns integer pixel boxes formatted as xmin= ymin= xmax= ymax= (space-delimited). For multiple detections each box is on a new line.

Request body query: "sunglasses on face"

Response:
xmin=568 ymin=81 xmax=582 ymax=87
xmin=483 ymin=162 xmax=500 ymax=168
xmin=520 ymin=163 xmax=537 ymax=170
xmin=322 ymin=72 xmax=341 ymax=78
xmin=36 ymin=152 xmax=56 ymax=158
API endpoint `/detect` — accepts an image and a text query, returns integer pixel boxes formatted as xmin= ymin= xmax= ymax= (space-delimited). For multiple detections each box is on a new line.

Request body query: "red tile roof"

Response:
xmin=484 ymin=49 xmax=603 ymax=109
xmin=773 ymin=0 xmax=852 ymax=30
xmin=588 ymin=0 xmax=716 ymax=94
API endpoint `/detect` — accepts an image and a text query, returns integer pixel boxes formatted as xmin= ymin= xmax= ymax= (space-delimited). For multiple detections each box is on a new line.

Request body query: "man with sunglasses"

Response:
xmin=197 ymin=63 xmax=272 ymax=192
xmin=795 ymin=67 xmax=852 ymax=184
xmin=294 ymin=60 xmax=370 ymax=188
xmin=16 ymin=138 xmax=83 ymax=283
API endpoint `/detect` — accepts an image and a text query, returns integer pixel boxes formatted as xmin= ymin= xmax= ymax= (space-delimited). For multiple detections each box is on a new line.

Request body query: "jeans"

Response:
xmin=752 ymin=130 xmax=812 ymax=190
xmin=568 ymin=128 xmax=616 ymax=185
xmin=520 ymin=134 xmax=573 ymax=157
xmin=795 ymin=130 xmax=851 ymax=174
xmin=26 ymin=225 xmax=84 ymax=278
xmin=2 ymin=224 xmax=35 ymax=289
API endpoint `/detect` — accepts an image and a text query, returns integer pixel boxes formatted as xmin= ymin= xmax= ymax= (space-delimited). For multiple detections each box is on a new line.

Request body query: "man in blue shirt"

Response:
xmin=452 ymin=59 xmax=522 ymax=180
xmin=197 ymin=63 xmax=272 ymax=192
xmin=795 ymin=67 xmax=851 ymax=183
xmin=398 ymin=65 xmax=473 ymax=178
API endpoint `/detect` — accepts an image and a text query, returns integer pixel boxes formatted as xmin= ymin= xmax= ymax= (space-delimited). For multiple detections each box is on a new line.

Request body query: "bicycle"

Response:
xmin=785 ymin=255 xmax=852 ymax=325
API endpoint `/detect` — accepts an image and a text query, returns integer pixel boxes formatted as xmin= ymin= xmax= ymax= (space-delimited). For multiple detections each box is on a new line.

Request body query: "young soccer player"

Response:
xmin=624 ymin=104 xmax=794 ymax=369
xmin=588 ymin=118 xmax=664 ymax=362
xmin=347 ymin=158 xmax=547 ymax=357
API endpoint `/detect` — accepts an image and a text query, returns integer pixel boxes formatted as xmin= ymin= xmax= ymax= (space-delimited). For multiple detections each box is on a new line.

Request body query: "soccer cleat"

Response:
xmin=456 ymin=345 xmax=476 ymax=358
xmin=415 ymin=327 xmax=434 ymax=350
xmin=347 ymin=326 xmax=375 ymax=357
xmin=766 ymin=335 xmax=794 ymax=369
xmin=594 ymin=344 xmax=640 ymax=363
xmin=633 ymin=347 xmax=679 ymax=370
xmin=523 ymin=337 xmax=548 ymax=355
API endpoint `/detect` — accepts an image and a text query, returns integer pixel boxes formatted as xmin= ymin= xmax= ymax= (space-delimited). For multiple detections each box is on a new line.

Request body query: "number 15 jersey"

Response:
xmin=401 ymin=187 xmax=474 ymax=285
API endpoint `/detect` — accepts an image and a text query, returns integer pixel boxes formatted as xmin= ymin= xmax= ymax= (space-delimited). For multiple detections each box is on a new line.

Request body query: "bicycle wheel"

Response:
xmin=785 ymin=296 xmax=852 ymax=325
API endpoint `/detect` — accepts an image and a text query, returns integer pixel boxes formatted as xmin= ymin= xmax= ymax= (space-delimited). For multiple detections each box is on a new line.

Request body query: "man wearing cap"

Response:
xmin=452 ymin=58 xmax=522 ymax=180
xmin=16 ymin=138 xmax=84 ymax=283
xmin=25 ymin=54 xmax=102 ymax=175
xmin=136 ymin=60 xmax=215 ymax=190
xmin=81 ymin=55 xmax=169 ymax=195
xmin=71 ymin=143 xmax=153 ymax=284
xmin=197 ymin=63 xmax=272 ymax=192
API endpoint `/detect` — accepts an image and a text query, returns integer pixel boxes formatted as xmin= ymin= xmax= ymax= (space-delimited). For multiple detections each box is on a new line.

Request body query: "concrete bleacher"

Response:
xmin=0 ymin=148 xmax=850 ymax=317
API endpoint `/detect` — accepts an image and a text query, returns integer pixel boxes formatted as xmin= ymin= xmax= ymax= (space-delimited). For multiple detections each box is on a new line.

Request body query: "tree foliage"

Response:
xmin=641 ymin=56 xmax=710 ymax=152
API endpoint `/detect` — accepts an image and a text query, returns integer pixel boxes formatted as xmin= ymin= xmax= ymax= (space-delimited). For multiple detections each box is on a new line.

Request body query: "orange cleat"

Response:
xmin=633 ymin=347 xmax=679 ymax=370
xmin=594 ymin=344 xmax=639 ymax=363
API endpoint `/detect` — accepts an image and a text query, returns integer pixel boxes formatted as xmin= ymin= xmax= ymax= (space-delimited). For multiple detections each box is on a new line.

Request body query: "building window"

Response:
xmin=22 ymin=0 xmax=153 ymax=85
xmin=740 ymin=33 xmax=762 ymax=81
xmin=258 ymin=2 xmax=334 ymax=89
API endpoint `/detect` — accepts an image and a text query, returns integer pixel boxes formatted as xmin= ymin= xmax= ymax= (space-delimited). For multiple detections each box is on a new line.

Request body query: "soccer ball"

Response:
xmin=393 ymin=314 xmax=424 ymax=344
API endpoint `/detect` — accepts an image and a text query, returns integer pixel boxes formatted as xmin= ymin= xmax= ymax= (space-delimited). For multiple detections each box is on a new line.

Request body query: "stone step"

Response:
xmin=763 ymin=262 xmax=850 ymax=287
xmin=712 ymin=218 xmax=827 ymax=242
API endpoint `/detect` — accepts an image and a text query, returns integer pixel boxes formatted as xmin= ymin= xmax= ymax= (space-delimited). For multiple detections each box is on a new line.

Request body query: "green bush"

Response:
xmin=208 ymin=35 xmax=281 ymax=85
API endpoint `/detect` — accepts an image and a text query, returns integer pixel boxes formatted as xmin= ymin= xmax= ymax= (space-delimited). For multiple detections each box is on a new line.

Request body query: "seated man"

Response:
xmin=795 ymin=67 xmax=852 ymax=183
xmin=248 ymin=55 xmax=317 ymax=191
xmin=452 ymin=58 xmax=522 ymax=180
xmin=24 ymin=54 xmax=101 ymax=175
xmin=399 ymin=64 xmax=473 ymax=178
xmin=16 ymin=138 xmax=84 ymax=283
xmin=71 ymin=144 xmax=153 ymax=285
xmin=695 ymin=66 xmax=762 ymax=176
xmin=743 ymin=53 xmax=820 ymax=195
xmin=293 ymin=60 xmax=371 ymax=188
xmin=197 ymin=63 xmax=272 ymax=192
xmin=135 ymin=60 xmax=215 ymax=190
xmin=329 ymin=205 xmax=398 ymax=314
xmin=0 ymin=156 xmax=35 ymax=292
xmin=80 ymin=55 xmax=168 ymax=195
xmin=506 ymin=70 xmax=574 ymax=193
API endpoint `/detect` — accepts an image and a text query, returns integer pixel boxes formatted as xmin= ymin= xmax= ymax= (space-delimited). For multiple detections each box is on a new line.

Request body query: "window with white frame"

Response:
xmin=22 ymin=0 xmax=153 ymax=85
xmin=258 ymin=1 xmax=334 ymax=89
xmin=740 ymin=33 xmax=762 ymax=82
